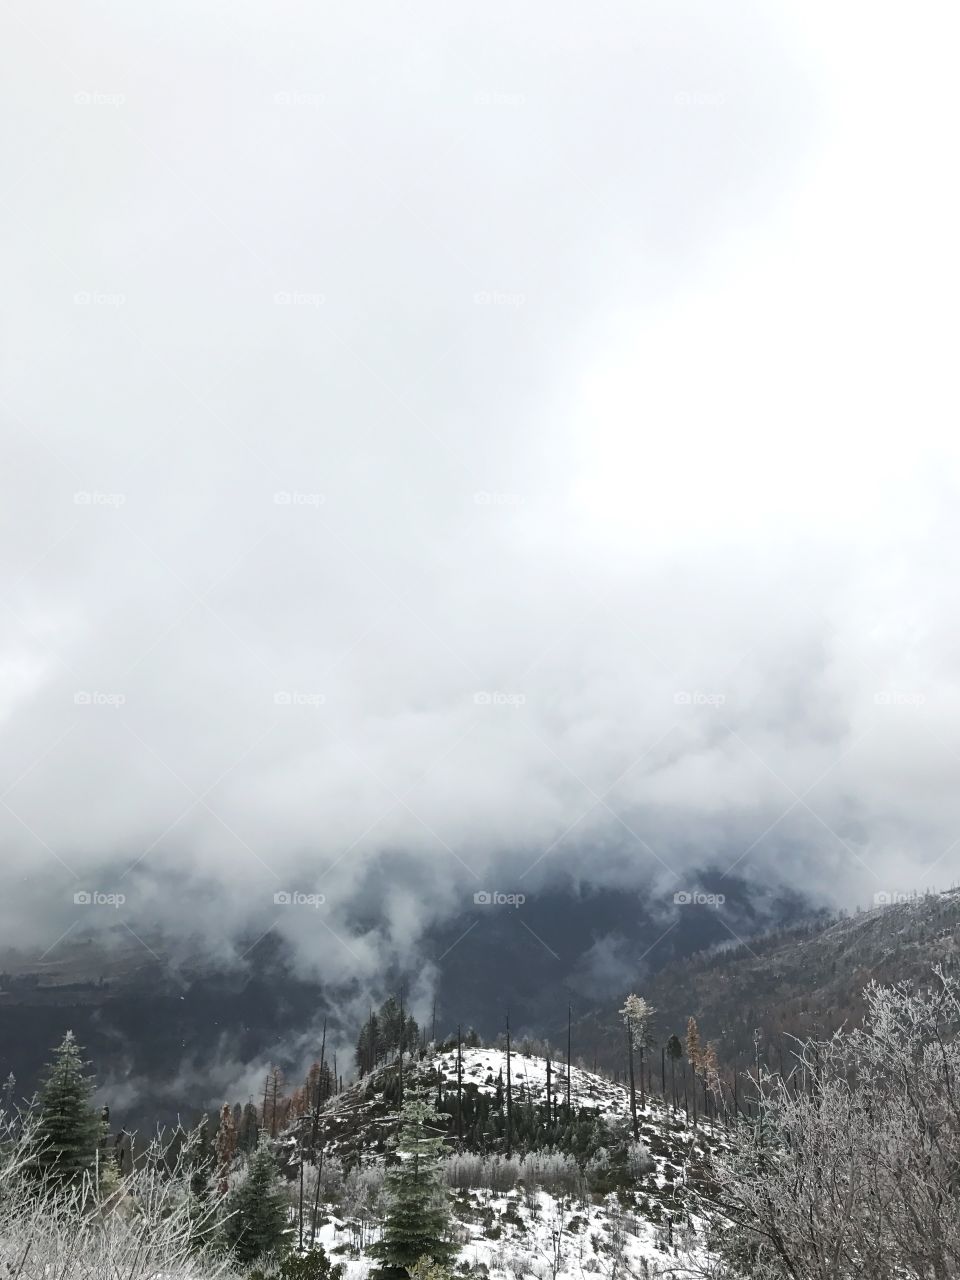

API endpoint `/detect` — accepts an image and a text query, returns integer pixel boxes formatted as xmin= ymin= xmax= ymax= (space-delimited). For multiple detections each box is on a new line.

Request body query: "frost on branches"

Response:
xmin=619 ymin=995 xmax=655 ymax=1047
xmin=706 ymin=967 xmax=960 ymax=1280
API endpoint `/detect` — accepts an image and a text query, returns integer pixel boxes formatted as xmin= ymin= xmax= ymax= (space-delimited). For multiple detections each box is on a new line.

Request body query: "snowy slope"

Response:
xmin=313 ymin=1182 xmax=709 ymax=1280
xmin=291 ymin=1048 xmax=728 ymax=1280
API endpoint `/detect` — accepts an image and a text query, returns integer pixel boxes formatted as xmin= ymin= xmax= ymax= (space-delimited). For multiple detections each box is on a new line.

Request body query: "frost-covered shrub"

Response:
xmin=709 ymin=969 xmax=960 ymax=1280
xmin=584 ymin=1147 xmax=611 ymax=1190
xmin=303 ymin=1153 xmax=344 ymax=1211
xmin=490 ymin=1156 xmax=522 ymax=1193
xmin=338 ymin=1162 xmax=386 ymax=1225
xmin=445 ymin=1152 xmax=488 ymax=1189
xmin=520 ymin=1152 xmax=583 ymax=1197
xmin=625 ymin=1142 xmax=655 ymax=1179
xmin=0 ymin=1117 xmax=235 ymax=1280
xmin=583 ymin=1139 xmax=653 ymax=1195
xmin=443 ymin=1151 xmax=582 ymax=1198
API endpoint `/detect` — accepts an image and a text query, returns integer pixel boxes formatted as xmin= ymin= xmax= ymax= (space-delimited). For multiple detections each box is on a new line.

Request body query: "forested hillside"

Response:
xmin=573 ymin=887 xmax=960 ymax=1078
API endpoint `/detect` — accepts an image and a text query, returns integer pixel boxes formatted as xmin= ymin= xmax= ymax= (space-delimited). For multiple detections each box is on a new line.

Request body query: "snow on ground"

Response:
xmin=434 ymin=1047 xmax=633 ymax=1118
xmin=312 ymin=1182 xmax=707 ymax=1280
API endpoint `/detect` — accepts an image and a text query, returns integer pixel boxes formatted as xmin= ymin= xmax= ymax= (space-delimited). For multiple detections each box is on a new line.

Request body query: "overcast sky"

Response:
xmin=2 ymin=1 xmax=960 ymax=991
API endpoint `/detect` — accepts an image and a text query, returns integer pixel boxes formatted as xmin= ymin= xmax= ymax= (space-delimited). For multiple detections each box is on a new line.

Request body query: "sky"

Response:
xmin=2 ymin=0 xmax=960 ymax=1000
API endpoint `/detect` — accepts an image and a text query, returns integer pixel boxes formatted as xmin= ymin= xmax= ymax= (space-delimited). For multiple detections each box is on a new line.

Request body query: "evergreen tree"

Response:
xmin=356 ymin=1012 xmax=382 ymax=1076
xmin=370 ymin=1091 xmax=454 ymax=1278
xmin=238 ymin=1100 xmax=260 ymax=1153
xmin=222 ymin=1138 xmax=290 ymax=1264
xmin=29 ymin=1031 xmax=103 ymax=1186
xmin=381 ymin=996 xmax=402 ymax=1055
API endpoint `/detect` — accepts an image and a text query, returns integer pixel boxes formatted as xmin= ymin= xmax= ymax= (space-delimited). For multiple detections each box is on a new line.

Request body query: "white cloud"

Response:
xmin=1 ymin=0 xmax=959 ymax=978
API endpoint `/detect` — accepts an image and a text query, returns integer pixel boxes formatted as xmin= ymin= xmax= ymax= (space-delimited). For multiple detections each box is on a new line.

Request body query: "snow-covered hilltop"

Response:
xmin=285 ymin=1047 xmax=729 ymax=1280
xmin=436 ymin=1046 xmax=630 ymax=1116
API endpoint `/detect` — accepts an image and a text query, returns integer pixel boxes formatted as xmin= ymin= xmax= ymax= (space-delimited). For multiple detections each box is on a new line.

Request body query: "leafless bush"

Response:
xmin=0 ymin=1116 xmax=235 ymax=1280
xmin=303 ymin=1153 xmax=344 ymax=1209
xmin=443 ymin=1151 xmax=583 ymax=1197
xmin=706 ymin=968 xmax=960 ymax=1280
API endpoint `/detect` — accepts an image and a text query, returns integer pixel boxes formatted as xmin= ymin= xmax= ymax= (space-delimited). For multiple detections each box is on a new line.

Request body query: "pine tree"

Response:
xmin=29 ymin=1031 xmax=103 ymax=1186
xmin=381 ymin=996 xmax=402 ymax=1056
xmin=238 ymin=1100 xmax=260 ymax=1153
xmin=222 ymin=1138 xmax=290 ymax=1264
xmin=370 ymin=1090 xmax=454 ymax=1278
